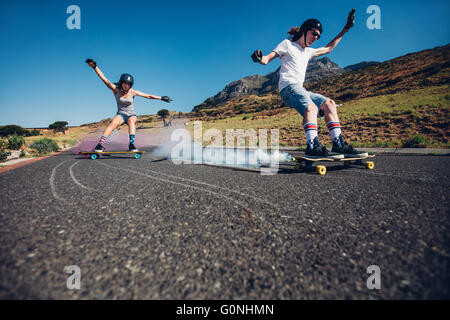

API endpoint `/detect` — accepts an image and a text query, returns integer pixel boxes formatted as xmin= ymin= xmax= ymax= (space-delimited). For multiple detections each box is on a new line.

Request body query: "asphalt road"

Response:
xmin=0 ymin=148 xmax=449 ymax=299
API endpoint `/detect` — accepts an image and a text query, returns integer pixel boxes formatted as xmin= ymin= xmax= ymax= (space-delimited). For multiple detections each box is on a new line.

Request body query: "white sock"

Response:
xmin=327 ymin=121 xmax=342 ymax=145
xmin=304 ymin=123 xmax=318 ymax=148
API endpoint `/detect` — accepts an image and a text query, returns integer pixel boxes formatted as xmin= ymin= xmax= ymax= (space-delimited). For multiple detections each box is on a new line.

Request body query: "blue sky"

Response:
xmin=0 ymin=0 xmax=449 ymax=127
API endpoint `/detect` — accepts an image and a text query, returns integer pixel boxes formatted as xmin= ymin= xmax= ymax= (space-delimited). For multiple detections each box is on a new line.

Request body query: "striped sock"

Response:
xmin=304 ymin=122 xmax=318 ymax=149
xmin=327 ymin=121 xmax=342 ymax=146
xmin=98 ymin=135 xmax=107 ymax=146
xmin=129 ymin=134 xmax=135 ymax=144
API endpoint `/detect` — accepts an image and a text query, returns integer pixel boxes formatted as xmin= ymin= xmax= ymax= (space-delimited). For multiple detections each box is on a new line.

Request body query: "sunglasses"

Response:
xmin=311 ymin=30 xmax=321 ymax=39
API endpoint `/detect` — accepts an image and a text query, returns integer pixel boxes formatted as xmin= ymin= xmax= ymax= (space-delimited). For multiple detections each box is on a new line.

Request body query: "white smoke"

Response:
xmin=147 ymin=121 xmax=293 ymax=169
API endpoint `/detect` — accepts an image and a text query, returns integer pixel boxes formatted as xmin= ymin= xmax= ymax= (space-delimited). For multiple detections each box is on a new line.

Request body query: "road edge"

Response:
xmin=0 ymin=149 xmax=69 ymax=175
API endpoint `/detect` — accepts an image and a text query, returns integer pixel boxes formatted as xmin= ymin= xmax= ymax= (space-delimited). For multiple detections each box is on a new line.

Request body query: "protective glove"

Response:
xmin=85 ymin=58 xmax=97 ymax=68
xmin=345 ymin=9 xmax=356 ymax=30
xmin=161 ymin=96 xmax=172 ymax=103
xmin=251 ymin=50 xmax=263 ymax=63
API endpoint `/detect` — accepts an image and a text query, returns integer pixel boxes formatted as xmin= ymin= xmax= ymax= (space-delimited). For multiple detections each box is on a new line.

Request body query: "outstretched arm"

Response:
xmin=85 ymin=59 xmax=117 ymax=92
xmin=313 ymin=8 xmax=355 ymax=58
xmin=133 ymin=90 xmax=172 ymax=102
xmin=251 ymin=50 xmax=279 ymax=65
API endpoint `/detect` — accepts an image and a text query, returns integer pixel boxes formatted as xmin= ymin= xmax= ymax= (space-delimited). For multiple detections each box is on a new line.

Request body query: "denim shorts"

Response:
xmin=116 ymin=112 xmax=137 ymax=123
xmin=280 ymin=83 xmax=329 ymax=118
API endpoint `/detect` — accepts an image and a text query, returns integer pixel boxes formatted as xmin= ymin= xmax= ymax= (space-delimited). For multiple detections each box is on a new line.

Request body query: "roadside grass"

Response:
xmin=187 ymin=85 xmax=449 ymax=148
xmin=336 ymin=85 xmax=449 ymax=121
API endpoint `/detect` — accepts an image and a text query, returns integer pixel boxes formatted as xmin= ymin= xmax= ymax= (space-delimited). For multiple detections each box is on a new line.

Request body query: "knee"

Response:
xmin=321 ymin=99 xmax=337 ymax=114
xmin=304 ymin=104 xmax=318 ymax=116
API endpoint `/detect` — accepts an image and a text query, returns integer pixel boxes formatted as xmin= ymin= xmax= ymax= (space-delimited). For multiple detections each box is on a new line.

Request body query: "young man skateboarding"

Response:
xmin=86 ymin=58 xmax=172 ymax=152
xmin=251 ymin=9 xmax=367 ymax=158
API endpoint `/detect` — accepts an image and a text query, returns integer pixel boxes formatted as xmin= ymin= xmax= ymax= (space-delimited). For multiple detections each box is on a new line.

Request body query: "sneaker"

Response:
xmin=332 ymin=135 xmax=368 ymax=157
xmin=129 ymin=143 xmax=139 ymax=152
xmin=94 ymin=144 xmax=104 ymax=152
xmin=305 ymin=137 xmax=343 ymax=159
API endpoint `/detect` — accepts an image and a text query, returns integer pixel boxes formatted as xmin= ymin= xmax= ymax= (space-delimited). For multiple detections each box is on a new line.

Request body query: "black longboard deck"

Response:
xmin=79 ymin=150 xmax=145 ymax=159
xmin=79 ymin=151 xmax=145 ymax=154
xmin=291 ymin=154 xmax=375 ymax=175
xmin=293 ymin=154 xmax=374 ymax=163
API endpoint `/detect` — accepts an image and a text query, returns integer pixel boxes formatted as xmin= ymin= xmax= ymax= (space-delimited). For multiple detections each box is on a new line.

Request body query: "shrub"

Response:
xmin=0 ymin=150 xmax=11 ymax=161
xmin=61 ymin=139 xmax=76 ymax=148
xmin=30 ymin=138 xmax=59 ymax=154
xmin=0 ymin=125 xmax=27 ymax=137
xmin=8 ymin=134 xmax=25 ymax=150
xmin=402 ymin=134 xmax=430 ymax=148
xmin=29 ymin=130 xmax=41 ymax=136
xmin=336 ymin=90 xmax=359 ymax=102
xmin=0 ymin=138 xmax=7 ymax=149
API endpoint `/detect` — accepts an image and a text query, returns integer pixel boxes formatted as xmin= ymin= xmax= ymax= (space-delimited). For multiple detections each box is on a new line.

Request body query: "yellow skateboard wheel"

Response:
xmin=366 ymin=161 xmax=374 ymax=170
xmin=316 ymin=165 xmax=326 ymax=175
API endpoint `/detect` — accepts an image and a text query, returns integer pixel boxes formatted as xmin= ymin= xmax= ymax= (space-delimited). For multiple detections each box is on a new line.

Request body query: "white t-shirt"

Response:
xmin=272 ymin=39 xmax=317 ymax=91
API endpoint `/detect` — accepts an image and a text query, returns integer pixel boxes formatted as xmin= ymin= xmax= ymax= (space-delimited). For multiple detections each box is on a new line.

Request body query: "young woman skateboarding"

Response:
xmin=251 ymin=9 xmax=367 ymax=158
xmin=86 ymin=58 xmax=172 ymax=152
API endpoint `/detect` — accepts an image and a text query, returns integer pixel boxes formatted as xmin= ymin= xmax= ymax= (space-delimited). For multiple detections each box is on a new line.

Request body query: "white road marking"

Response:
xmin=50 ymin=161 xmax=67 ymax=201
xmin=119 ymin=162 xmax=281 ymax=208
xmin=69 ymin=160 xmax=96 ymax=191
xmin=95 ymin=161 xmax=267 ymax=215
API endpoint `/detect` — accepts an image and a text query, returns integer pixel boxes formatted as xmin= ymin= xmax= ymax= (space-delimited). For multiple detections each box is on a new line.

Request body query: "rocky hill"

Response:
xmin=193 ymin=57 xmax=344 ymax=111
xmin=193 ymin=44 xmax=449 ymax=112
xmin=343 ymin=61 xmax=379 ymax=72
xmin=305 ymin=44 xmax=450 ymax=102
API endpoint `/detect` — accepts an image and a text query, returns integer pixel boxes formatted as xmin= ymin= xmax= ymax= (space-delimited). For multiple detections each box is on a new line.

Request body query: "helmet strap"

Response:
xmin=119 ymin=83 xmax=130 ymax=94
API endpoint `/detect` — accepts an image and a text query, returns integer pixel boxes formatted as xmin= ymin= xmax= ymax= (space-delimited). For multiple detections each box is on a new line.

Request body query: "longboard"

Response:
xmin=79 ymin=150 xmax=145 ymax=160
xmin=292 ymin=154 xmax=375 ymax=175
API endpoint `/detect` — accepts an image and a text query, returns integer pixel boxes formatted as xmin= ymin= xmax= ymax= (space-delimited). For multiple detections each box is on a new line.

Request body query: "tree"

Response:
xmin=0 ymin=125 xmax=27 ymax=137
xmin=157 ymin=109 xmax=170 ymax=127
xmin=49 ymin=121 xmax=68 ymax=135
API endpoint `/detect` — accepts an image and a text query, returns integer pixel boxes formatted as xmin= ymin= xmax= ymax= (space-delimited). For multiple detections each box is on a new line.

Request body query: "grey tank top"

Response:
xmin=114 ymin=88 xmax=135 ymax=116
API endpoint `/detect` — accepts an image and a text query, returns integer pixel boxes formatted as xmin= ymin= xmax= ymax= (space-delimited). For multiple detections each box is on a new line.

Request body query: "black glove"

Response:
xmin=86 ymin=58 xmax=97 ymax=68
xmin=251 ymin=50 xmax=263 ymax=63
xmin=345 ymin=8 xmax=356 ymax=30
xmin=161 ymin=96 xmax=172 ymax=103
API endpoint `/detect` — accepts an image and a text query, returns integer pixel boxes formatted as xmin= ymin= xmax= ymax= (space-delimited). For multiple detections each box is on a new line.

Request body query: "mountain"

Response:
xmin=305 ymin=44 xmax=450 ymax=102
xmin=343 ymin=61 xmax=379 ymax=72
xmin=193 ymin=57 xmax=344 ymax=112
xmin=193 ymin=44 xmax=450 ymax=112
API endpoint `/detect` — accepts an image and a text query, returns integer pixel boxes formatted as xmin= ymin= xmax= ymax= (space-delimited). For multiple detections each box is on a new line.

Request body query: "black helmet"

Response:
xmin=300 ymin=18 xmax=322 ymax=35
xmin=300 ymin=18 xmax=322 ymax=46
xmin=118 ymin=73 xmax=134 ymax=88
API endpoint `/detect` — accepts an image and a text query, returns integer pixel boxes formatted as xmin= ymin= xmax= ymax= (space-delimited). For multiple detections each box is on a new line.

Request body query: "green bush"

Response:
xmin=8 ymin=134 xmax=25 ymax=150
xmin=29 ymin=130 xmax=41 ymax=136
xmin=336 ymin=90 xmax=359 ymax=102
xmin=61 ymin=139 xmax=76 ymax=146
xmin=402 ymin=134 xmax=430 ymax=148
xmin=0 ymin=125 xmax=28 ymax=137
xmin=0 ymin=150 xmax=11 ymax=161
xmin=30 ymin=138 xmax=59 ymax=154
xmin=0 ymin=138 xmax=7 ymax=149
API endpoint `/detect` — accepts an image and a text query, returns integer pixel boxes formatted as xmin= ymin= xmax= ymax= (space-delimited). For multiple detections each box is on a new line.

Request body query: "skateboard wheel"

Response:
xmin=366 ymin=161 xmax=374 ymax=170
xmin=134 ymin=153 xmax=141 ymax=159
xmin=90 ymin=153 xmax=98 ymax=160
xmin=316 ymin=165 xmax=326 ymax=175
